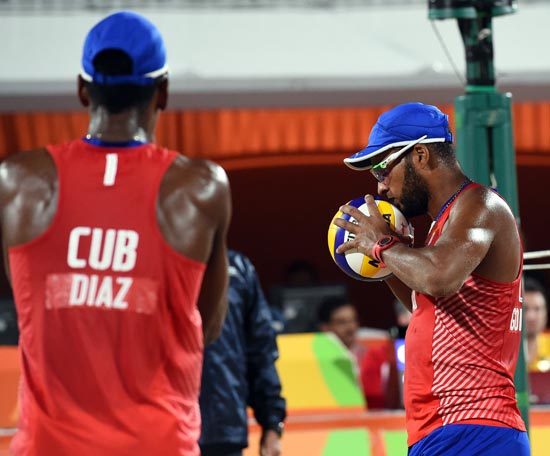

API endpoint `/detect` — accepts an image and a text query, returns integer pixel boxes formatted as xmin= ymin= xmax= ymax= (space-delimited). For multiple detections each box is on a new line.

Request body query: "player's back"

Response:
xmin=3 ymin=139 xmax=210 ymax=456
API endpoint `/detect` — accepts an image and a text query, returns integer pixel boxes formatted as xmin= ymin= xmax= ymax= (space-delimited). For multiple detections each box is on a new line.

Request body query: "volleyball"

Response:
xmin=327 ymin=196 xmax=412 ymax=281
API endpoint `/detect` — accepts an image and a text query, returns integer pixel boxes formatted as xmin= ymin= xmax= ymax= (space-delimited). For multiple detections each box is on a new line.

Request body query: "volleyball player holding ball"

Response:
xmin=328 ymin=102 xmax=530 ymax=456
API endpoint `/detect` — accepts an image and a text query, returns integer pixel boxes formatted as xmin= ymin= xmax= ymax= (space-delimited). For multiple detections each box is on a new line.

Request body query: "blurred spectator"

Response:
xmin=318 ymin=296 xmax=364 ymax=361
xmin=523 ymin=276 xmax=550 ymax=371
xmin=360 ymin=300 xmax=411 ymax=409
xmin=200 ymin=250 xmax=286 ymax=456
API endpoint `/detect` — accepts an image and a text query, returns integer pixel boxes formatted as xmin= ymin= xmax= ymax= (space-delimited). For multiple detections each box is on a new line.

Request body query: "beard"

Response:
xmin=397 ymin=160 xmax=430 ymax=218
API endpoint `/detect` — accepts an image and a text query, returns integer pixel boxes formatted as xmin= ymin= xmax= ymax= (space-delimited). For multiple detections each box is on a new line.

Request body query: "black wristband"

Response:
xmin=263 ymin=421 xmax=284 ymax=437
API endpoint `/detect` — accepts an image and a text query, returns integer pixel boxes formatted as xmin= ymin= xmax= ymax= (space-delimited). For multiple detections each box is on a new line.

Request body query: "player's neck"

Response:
xmin=87 ymin=107 xmax=154 ymax=144
xmin=428 ymin=172 xmax=470 ymax=222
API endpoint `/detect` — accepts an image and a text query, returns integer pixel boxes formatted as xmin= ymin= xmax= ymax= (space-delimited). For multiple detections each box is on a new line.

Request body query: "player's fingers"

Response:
xmin=332 ymin=217 xmax=358 ymax=233
xmin=335 ymin=238 xmax=357 ymax=255
xmin=363 ymin=194 xmax=379 ymax=216
xmin=338 ymin=203 xmax=366 ymax=220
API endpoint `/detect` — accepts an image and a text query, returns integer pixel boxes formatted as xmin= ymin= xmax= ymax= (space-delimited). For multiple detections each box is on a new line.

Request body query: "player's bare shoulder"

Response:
xmin=475 ymin=184 xmax=515 ymax=224
xmin=0 ymin=148 xmax=57 ymax=210
xmin=0 ymin=148 xmax=58 ymax=250
xmin=159 ymin=154 xmax=230 ymax=217
xmin=449 ymin=183 xmax=520 ymax=282
xmin=452 ymin=183 xmax=516 ymax=230
xmin=157 ymin=154 xmax=231 ymax=261
xmin=0 ymin=149 xmax=56 ymax=199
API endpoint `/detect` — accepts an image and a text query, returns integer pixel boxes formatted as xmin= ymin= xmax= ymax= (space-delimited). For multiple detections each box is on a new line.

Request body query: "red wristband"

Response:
xmin=371 ymin=235 xmax=400 ymax=268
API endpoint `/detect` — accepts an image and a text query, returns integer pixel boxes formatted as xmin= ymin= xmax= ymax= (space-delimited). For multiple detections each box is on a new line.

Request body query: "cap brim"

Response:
xmin=343 ymin=137 xmax=448 ymax=171
xmin=343 ymin=140 xmax=415 ymax=171
xmin=80 ymin=64 xmax=169 ymax=86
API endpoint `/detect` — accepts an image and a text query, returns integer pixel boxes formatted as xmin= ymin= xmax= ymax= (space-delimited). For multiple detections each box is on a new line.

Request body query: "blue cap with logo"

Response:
xmin=344 ymin=102 xmax=453 ymax=171
xmin=81 ymin=11 xmax=168 ymax=86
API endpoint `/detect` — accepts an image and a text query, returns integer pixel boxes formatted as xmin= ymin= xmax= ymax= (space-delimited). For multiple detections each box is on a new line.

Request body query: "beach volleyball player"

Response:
xmin=0 ymin=11 xmax=231 ymax=456
xmin=334 ymin=103 xmax=530 ymax=455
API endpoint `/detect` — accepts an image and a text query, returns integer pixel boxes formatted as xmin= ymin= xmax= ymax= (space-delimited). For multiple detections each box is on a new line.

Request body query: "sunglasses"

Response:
xmin=370 ymin=135 xmax=428 ymax=183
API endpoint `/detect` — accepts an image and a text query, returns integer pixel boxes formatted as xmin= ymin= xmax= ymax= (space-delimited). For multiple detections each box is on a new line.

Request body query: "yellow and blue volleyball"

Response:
xmin=327 ymin=196 xmax=412 ymax=281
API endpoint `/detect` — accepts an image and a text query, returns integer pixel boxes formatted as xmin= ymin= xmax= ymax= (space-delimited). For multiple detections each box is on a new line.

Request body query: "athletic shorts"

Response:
xmin=408 ymin=424 xmax=530 ymax=456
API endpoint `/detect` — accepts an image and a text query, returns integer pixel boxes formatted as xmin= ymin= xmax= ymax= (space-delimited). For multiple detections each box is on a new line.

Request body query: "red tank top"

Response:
xmin=404 ymin=183 xmax=526 ymax=446
xmin=9 ymin=140 xmax=206 ymax=456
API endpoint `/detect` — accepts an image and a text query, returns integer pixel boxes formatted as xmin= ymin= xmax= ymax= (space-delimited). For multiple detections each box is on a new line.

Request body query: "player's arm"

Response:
xmin=337 ymin=190 xmax=500 ymax=297
xmin=381 ymin=192 xmax=505 ymax=297
xmin=197 ymin=165 xmax=232 ymax=345
xmin=159 ymin=156 xmax=232 ymax=344
xmin=198 ymin=230 xmax=229 ymax=345
xmin=0 ymin=149 xmax=57 ymax=282
xmin=0 ymin=158 xmax=17 ymax=283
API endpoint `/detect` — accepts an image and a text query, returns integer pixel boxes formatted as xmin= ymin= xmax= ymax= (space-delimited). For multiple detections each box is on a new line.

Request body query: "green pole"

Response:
xmin=429 ymin=1 xmax=529 ymax=431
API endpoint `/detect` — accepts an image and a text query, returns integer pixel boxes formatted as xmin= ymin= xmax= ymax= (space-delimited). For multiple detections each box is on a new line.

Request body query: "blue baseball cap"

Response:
xmin=81 ymin=11 xmax=168 ymax=86
xmin=344 ymin=102 xmax=453 ymax=171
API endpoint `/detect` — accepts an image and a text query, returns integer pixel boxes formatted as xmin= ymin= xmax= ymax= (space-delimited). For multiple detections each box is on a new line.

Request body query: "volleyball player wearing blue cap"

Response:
xmin=335 ymin=102 xmax=530 ymax=455
xmin=0 ymin=11 xmax=231 ymax=456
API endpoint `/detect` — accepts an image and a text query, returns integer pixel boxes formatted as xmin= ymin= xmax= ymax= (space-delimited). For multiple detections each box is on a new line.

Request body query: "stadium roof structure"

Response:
xmin=0 ymin=1 xmax=548 ymax=111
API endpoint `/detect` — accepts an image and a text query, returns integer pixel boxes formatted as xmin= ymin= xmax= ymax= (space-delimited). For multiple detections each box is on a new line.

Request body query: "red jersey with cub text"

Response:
xmin=404 ymin=183 xmax=526 ymax=447
xmin=9 ymin=140 xmax=206 ymax=456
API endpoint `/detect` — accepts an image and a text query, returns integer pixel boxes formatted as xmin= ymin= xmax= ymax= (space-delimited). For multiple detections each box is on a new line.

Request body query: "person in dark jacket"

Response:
xmin=200 ymin=250 xmax=287 ymax=456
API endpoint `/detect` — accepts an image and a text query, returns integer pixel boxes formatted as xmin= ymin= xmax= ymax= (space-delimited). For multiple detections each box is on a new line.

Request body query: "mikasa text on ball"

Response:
xmin=327 ymin=196 xmax=412 ymax=281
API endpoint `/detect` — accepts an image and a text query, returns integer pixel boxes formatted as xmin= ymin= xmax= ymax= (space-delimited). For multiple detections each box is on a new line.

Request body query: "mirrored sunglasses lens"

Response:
xmin=371 ymin=168 xmax=384 ymax=183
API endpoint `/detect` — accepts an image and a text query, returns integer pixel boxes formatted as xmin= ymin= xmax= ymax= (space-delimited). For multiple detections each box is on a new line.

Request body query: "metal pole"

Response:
xmin=428 ymin=0 xmax=529 ymax=431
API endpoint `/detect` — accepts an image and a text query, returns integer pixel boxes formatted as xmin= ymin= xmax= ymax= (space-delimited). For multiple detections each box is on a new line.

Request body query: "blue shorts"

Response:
xmin=408 ymin=424 xmax=530 ymax=456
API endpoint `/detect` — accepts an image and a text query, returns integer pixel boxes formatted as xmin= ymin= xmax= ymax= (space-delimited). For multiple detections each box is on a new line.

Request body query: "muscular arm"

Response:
xmin=0 ymin=149 xmax=58 ymax=282
xmin=158 ymin=157 xmax=232 ymax=344
xmin=198 ymin=226 xmax=230 ymax=345
xmin=336 ymin=189 xmax=520 ymax=298
xmin=196 ymin=166 xmax=231 ymax=344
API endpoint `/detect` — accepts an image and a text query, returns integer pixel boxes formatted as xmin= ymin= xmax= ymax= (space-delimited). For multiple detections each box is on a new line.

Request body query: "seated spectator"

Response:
xmin=524 ymin=276 xmax=550 ymax=371
xmin=360 ymin=300 xmax=411 ymax=410
xmin=317 ymin=295 xmax=364 ymax=362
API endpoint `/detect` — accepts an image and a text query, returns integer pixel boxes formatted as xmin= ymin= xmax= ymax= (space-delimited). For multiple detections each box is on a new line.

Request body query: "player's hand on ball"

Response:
xmin=327 ymin=195 xmax=413 ymax=281
xmin=334 ymin=195 xmax=393 ymax=256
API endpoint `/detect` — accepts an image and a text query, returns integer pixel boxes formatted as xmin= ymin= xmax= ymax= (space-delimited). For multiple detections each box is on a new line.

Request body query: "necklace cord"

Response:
xmin=433 ymin=178 xmax=472 ymax=224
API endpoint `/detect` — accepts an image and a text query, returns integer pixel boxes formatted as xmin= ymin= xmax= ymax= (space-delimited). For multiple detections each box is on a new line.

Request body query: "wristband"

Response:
xmin=371 ymin=235 xmax=400 ymax=268
xmin=263 ymin=421 xmax=284 ymax=437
